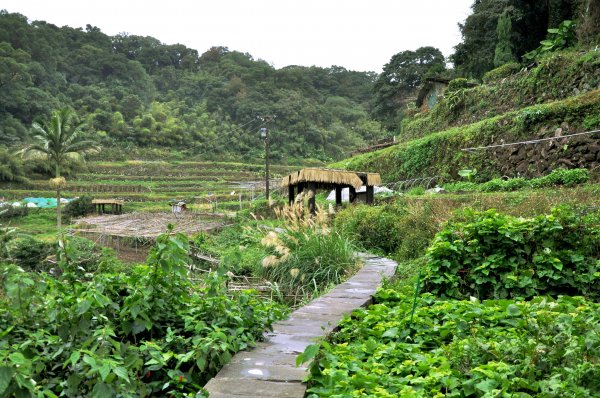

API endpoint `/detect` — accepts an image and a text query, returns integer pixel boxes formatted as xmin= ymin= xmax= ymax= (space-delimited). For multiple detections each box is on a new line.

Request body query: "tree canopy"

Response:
xmin=372 ymin=47 xmax=445 ymax=130
xmin=451 ymin=0 xmax=587 ymax=78
xmin=0 ymin=11 xmax=388 ymax=162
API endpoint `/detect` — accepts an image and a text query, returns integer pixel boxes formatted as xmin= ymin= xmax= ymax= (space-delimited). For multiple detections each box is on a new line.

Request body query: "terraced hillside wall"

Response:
xmin=401 ymin=50 xmax=600 ymax=143
xmin=333 ymin=90 xmax=600 ymax=182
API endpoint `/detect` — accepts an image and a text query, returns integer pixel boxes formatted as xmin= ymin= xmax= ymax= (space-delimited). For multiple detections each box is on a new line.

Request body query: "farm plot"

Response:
xmin=0 ymin=160 xmax=294 ymax=205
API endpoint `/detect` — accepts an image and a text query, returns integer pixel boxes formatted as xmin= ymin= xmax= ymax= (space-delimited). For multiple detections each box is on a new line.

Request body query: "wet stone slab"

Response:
xmin=203 ymin=255 xmax=398 ymax=397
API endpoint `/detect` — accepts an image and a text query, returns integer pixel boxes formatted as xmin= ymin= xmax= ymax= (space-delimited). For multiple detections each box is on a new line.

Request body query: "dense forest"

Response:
xmin=1 ymin=0 xmax=598 ymax=162
xmin=0 ymin=11 xmax=386 ymax=162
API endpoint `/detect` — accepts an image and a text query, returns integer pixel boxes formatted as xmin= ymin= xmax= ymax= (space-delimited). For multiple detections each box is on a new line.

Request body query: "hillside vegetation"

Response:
xmin=0 ymin=11 xmax=387 ymax=163
xmin=333 ymin=50 xmax=600 ymax=182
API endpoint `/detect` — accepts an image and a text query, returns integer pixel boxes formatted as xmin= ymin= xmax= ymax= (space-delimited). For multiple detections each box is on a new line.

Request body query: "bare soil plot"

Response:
xmin=74 ymin=212 xmax=225 ymax=239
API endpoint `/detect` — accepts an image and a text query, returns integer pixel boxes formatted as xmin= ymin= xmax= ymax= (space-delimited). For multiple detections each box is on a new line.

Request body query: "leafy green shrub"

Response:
xmin=406 ymin=186 xmax=425 ymax=195
xmin=304 ymin=293 xmax=600 ymax=397
xmin=442 ymin=181 xmax=479 ymax=192
xmin=63 ymin=195 xmax=94 ymax=218
xmin=447 ymin=78 xmax=470 ymax=92
xmin=443 ymin=169 xmax=588 ymax=193
xmin=480 ymin=177 xmax=527 ymax=192
xmin=502 ymin=177 xmax=528 ymax=190
xmin=0 ymin=147 xmax=27 ymax=182
xmin=334 ymin=202 xmax=440 ymax=260
xmin=0 ymin=205 xmax=28 ymax=219
xmin=424 ymin=206 xmax=600 ymax=299
xmin=260 ymin=205 xmax=357 ymax=299
xmin=524 ymin=20 xmax=577 ymax=62
xmin=4 ymin=236 xmax=52 ymax=271
xmin=0 ymin=230 xmax=284 ymax=397
xmin=334 ymin=204 xmax=406 ymax=254
xmin=0 ymin=225 xmax=17 ymax=260
xmin=482 ymin=62 xmax=521 ymax=84
xmin=59 ymin=236 xmax=119 ymax=275
xmin=23 ymin=156 xmax=86 ymax=178
xmin=529 ymin=168 xmax=590 ymax=188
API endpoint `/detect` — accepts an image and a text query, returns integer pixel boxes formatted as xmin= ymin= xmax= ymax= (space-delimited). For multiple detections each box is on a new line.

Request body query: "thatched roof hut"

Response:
xmin=281 ymin=168 xmax=381 ymax=211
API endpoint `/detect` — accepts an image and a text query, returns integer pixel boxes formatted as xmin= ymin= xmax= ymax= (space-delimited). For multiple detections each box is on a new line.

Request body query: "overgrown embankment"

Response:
xmin=333 ymin=89 xmax=600 ymax=182
xmin=402 ymin=50 xmax=600 ymax=142
xmin=333 ymin=50 xmax=600 ymax=182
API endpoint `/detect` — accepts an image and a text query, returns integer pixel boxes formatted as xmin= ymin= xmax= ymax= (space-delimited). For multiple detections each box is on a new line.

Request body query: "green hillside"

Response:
xmin=0 ymin=11 xmax=388 ymax=163
xmin=333 ymin=50 xmax=600 ymax=183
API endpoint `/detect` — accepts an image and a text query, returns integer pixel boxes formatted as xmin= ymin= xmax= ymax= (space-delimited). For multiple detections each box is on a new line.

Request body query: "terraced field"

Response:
xmin=0 ymin=160 xmax=298 ymax=211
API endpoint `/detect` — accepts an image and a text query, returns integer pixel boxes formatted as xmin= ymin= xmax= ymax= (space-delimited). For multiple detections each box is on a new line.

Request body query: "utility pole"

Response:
xmin=260 ymin=127 xmax=270 ymax=201
xmin=258 ymin=115 xmax=275 ymax=201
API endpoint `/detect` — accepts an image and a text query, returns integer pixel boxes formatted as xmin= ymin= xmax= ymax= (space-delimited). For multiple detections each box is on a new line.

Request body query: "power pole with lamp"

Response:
xmin=260 ymin=127 xmax=270 ymax=201
xmin=258 ymin=115 xmax=275 ymax=201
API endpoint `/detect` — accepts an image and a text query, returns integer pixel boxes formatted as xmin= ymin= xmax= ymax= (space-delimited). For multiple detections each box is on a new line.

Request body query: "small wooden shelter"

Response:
xmin=92 ymin=199 xmax=124 ymax=214
xmin=281 ymin=168 xmax=381 ymax=213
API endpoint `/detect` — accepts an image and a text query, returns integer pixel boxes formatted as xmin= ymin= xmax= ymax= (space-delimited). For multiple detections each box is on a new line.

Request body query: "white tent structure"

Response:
xmin=326 ymin=185 xmax=393 ymax=202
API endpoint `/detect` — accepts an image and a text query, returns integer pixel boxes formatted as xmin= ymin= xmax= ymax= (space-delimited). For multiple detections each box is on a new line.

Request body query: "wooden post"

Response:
xmin=335 ymin=186 xmax=342 ymax=206
xmin=288 ymin=185 xmax=295 ymax=205
xmin=366 ymin=185 xmax=374 ymax=204
xmin=349 ymin=186 xmax=357 ymax=203
xmin=307 ymin=183 xmax=316 ymax=215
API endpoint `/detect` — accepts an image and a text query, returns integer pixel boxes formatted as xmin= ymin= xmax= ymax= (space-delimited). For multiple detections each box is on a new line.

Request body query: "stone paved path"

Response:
xmin=203 ymin=254 xmax=398 ymax=397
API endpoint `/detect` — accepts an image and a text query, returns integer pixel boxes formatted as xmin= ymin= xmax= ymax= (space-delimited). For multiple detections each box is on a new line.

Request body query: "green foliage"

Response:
xmin=443 ymin=79 xmax=471 ymax=114
xmin=0 ymin=205 xmax=28 ymax=219
xmin=423 ymin=206 xmax=600 ymax=300
xmin=482 ymin=62 xmax=521 ymax=84
xmin=0 ymin=11 xmax=384 ymax=162
xmin=3 ymin=236 xmax=51 ymax=271
xmin=524 ymin=20 xmax=577 ymax=62
xmin=494 ymin=10 xmax=516 ymax=67
xmin=399 ymin=50 xmax=600 ymax=143
xmin=406 ymin=186 xmax=425 ymax=195
xmin=372 ymin=47 xmax=446 ymax=129
xmin=529 ymin=167 xmax=590 ymax=187
xmin=304 ymin=292 xmax=600 ymax=397
xmin=334 ymin=204 xmax=406 ymax=255
xmin=58 ymin=236 xmax=121 ymax=276
xmin=334 ymin=202 xmax=440 ymax=261
xmin=23 ymin=156 xmax=86 ymax=178
xmin=260 ymin=206 xmax=357 ymax=299
xmin=0 ymin=224 xmax=17 ymax=260
xmin=457 ymin=168 xmax=477 ymax=181
xmin=0 ymin=230 xmax=284 ymax=396
xmin=334 ymin=89 xmax=600 ymax=182
xmin=443 ymin=168 xmax=590 ymax=193
xmin=63 ymin=195 xmax=94 ymax=218
xmin=452 ymin=0 xmax=551 ymax=78
xmin=0 ymin=147 xmax=27 ymax=182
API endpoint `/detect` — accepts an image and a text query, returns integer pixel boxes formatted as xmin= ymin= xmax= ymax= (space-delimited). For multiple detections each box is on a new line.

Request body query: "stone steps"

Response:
xmin=203 ymin=254 xmax=397 ymax=397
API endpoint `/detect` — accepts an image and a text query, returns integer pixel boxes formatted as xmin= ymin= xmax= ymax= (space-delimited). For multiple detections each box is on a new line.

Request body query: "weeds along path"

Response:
xmin=203 ymin=253 xmax=397 ymax=397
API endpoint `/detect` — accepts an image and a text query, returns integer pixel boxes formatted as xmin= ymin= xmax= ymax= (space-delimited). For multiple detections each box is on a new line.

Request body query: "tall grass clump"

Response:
xmin=334 ymin=201 xmax=446 ymax=261
xmin=259 ymin=204 xmax=358 ymax=301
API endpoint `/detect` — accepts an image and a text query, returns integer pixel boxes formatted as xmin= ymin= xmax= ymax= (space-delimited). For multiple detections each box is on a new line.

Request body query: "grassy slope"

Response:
xmin=332 ymin=89 xmax=600 ymax=182
xmin=331 ymin=51 xmax=600 ymax=183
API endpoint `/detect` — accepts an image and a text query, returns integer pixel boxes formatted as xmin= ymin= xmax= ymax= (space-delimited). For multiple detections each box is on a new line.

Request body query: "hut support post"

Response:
xmin=307 ymin=183 xmax=316 ymax=214
xmin=288 ymin=185 xmax=295 ymax=205
xmin=366 ymin=185 xmax=374 ymax=204
xmin=335 ymin=186 xmax=342 ymax=206
xmin=349 ymin=187 xmax=357 ymax=203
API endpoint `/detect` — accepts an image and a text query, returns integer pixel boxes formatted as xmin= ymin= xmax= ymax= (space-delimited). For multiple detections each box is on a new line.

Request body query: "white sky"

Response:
xmin=2 ymin=0 xmax=473 ymax=72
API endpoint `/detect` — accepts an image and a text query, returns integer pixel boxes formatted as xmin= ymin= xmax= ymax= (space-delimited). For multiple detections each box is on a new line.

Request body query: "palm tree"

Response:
xmin=24 ymin=108 xmax=98 ymax=236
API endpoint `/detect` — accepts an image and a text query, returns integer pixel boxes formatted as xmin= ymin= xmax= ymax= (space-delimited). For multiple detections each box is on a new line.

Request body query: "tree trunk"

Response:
xmin=57 ymin=187 xmax=62 ymax=233
xmin=55 ymin=164 xmax=62 ymax=242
